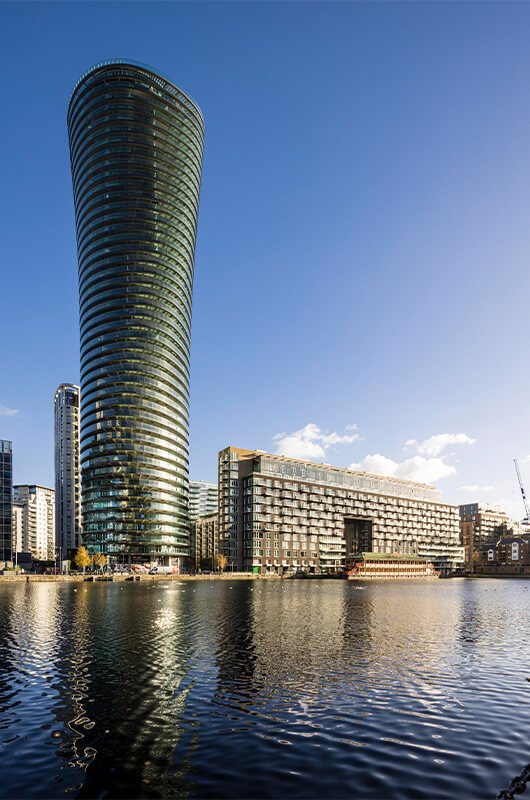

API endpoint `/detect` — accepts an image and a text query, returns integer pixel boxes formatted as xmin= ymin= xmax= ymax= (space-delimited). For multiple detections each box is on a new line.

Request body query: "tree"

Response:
xmin=93 ymin=552 xmax=107 ymax=572
xmin=214 ymin=554 xmax=228 ymax=572
xmin=74 ymin=546 xmax=91 ymax=574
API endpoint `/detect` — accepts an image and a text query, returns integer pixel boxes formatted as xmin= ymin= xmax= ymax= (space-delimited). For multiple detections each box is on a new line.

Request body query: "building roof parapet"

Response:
xmin=225 ymin=446 xmax=437 ymax=490
xmin=69 ymin=59 xmax=203 ymax=129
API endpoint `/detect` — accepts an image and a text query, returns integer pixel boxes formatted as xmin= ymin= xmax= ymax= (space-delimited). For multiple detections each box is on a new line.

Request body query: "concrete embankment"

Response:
xmin=0 ymin=573 xmax=276 ymax=583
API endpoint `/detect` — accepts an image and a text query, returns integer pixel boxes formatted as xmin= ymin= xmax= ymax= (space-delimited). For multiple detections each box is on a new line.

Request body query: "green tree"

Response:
xmin=93 ymin=552 xmax=107 ymax=572
xmin=74 ymin=546 xmax=91 ymax=574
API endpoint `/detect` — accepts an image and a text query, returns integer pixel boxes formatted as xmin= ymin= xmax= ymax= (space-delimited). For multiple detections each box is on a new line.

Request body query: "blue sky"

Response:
xmin=1 ymin=1 xmax=530 ymax=517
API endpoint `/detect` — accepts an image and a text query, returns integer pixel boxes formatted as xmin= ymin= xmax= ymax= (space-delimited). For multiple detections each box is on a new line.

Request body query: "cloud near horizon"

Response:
xmin=461 ymin=484 xmax=495 ymax=493
xmin=350 ymin=453 xmax=456 ymax=484
xmin=274 ymin=423 xmax=359 ymax=461
xmin=350 ymin=431 xmax=477 ymax=485
xmin=405 ymin=433 xmax=476 ymax=458
xmin=0 ymin=404 xmax=18 ymax=417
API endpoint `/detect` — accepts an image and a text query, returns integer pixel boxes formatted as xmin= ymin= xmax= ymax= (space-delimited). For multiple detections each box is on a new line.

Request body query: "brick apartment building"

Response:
xmin=459 ymin=503 xmax=510 ymax=569
xmin=218 ymin=447 xmax=463 ymax=574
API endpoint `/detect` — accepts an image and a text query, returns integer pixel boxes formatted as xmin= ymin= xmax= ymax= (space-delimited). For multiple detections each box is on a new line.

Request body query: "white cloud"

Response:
xmin=0 ymin=404 xmax=18 ymax=417
xmin=461 ymin=484 xmax=495 ymax=493
xmin=405 ymin=433 xmax=476 ymax=458
xmin=350 ymin=453 xmax=456 ymax=485
xmin=274 ymin=423 xmax=359 ymax=461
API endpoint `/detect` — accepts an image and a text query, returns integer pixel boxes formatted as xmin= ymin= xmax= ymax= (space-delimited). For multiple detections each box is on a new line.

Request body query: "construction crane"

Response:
xmin=514 ymin=458 xmax=530 ymax=524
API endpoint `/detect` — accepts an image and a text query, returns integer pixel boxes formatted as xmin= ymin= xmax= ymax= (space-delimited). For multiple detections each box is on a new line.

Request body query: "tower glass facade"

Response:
xmin=68 ymin=61 xmax=204 ymax=562
xmin=0 ymin=440 xmax=12 ymax=562
xmin=54 ymin=384 xmax=81 ymax=559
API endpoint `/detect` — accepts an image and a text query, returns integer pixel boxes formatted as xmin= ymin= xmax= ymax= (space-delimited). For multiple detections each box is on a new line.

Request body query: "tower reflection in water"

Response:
xmin=0 ymin=583 xmax=199 ymax=798
xmin=2 ymin=580 xmax=530 ymax=800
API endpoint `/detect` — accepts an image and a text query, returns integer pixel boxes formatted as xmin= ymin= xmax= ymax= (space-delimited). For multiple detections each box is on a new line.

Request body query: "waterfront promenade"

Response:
xmin=0 ymin=572 xmax=268 ymax=583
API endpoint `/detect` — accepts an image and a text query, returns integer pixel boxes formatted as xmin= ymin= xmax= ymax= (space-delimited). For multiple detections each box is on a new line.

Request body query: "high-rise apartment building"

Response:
xmin=68 ymin=61 xmax=204 ymax=565
xmin=54 ymin=384 xmax=81 ymax=559
xmin=188 ymin=480 xmax=217 ymax=568
xmin=189 ymin=481 xmax=218 ymax=521
xmin=219 ymin=447 xmax=464 ymax=574
xmin=11 ymin=503 xmax=24 ymax=554
xmin=12 ymin=485 xmax=55 ymax=561
xmin=194 ymin=513 xmax=219 ymax=568
xmin=459 ymin=503 xmax=510 ymax=569
xmin=0 ymin=440 xmax=12 ymax=562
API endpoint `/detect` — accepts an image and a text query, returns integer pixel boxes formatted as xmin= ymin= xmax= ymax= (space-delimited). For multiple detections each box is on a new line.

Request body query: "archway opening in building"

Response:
xmin=344 ymin=517 xmax=373 ymax=556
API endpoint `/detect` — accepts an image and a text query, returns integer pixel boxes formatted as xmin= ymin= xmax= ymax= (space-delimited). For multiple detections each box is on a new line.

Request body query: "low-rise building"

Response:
xmin=459 ymin=503 xmax=511 ymax=569
xmin=218 ymin=447 xmax=463 ymax=574
xmin=476 ymin=534 xmax=530 ymax=568
xmin=347 ymin=553 xmax=436 ymax=579
xmin=12 ymin=485 xmax=55 ymax=561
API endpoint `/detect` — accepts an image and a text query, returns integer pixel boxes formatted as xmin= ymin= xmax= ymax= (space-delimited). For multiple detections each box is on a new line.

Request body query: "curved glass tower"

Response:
xmin=68 ymin=61 xmax=203 ymax=564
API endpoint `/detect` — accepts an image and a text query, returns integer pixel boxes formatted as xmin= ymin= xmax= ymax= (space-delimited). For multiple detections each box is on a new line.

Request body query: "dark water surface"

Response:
xmin=1 ymin=579 xmax=529 ymax=799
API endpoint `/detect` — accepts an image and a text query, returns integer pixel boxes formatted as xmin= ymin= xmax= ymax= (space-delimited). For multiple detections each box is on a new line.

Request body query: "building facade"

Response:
xmin=11 ymin=503 xmax=24 ymax=554
xmin=12 ymin=485 xmax=55 ymax=561
xmin=54 ymin=384 xmax=81 ymax=559
xmin=475 ymin=534 xmax=530 ymax=574
xmin=218 ymin=447 xmax=463 ymax=574
xmin=194 ymin=513 xmax=219 ymax=569
xmin=346 ymin=553 xmax=437 ymax=579
xmin=189 ymin=481 xmax=217 ymax=521
xmin=0 ymin=440 xmax=12 ymax=563
xmin=68 ymin=61 xmax=204 ymax=565
xmin=459 ymin=503 xmax=510 ymax=570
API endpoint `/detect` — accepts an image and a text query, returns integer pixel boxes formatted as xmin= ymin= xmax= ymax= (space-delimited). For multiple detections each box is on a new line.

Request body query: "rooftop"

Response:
xmin=226 ymin=446 xmax=437 ymax=491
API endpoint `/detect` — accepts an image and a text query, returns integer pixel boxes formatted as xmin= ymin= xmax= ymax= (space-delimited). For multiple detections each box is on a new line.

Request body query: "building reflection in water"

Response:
xmin=214 ymin=581 xmax=260 ymax=707
xmin=0 ymin=582 xmax=201 ymax=798
xmin=2 ymin=579 xmax=530 ymax=800
xmin=72 ymin=583 xmax=196 ymax=799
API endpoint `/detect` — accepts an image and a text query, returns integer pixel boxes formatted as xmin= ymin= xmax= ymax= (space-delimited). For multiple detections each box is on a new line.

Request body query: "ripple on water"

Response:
xmin=0 ymin=580 xmax=530 ymax=798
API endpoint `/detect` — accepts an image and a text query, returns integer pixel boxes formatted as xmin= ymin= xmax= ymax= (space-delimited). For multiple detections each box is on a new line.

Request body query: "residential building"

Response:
xmin=475 ymin=534 xmax=530 ymax=574
xmin=0 ymin=441 xmax=12 ymax=563
xmin=54 ymin=384 xmax=81 ymax=559
xmin=218 ymin=447 xmax=464 ymax=574
xmin=189 ymin=480 xmax=217 ymax=567
xmin=194 ymin=514 xmax=219 ymax=569
xmin=68 ymin=61 xmax=204 ymax=565
xmin=12 ymin=486 xmax=55 ymax=561
xmin=459 ymin=503 xmax=510 ymax=569
xmin=11 ymin=503 xmax=24 ymax=553
xmin=189 ymin=481 xmax=218 ymax=521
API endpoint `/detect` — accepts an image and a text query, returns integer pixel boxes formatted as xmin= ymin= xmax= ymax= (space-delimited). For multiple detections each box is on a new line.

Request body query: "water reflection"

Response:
xmin=1 ymin=580 xmax=530 ymax=799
